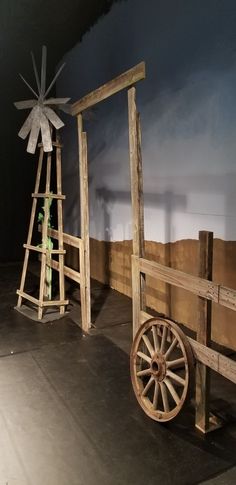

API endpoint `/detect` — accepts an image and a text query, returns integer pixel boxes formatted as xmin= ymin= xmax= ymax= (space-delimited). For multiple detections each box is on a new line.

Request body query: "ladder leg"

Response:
xmin=56 ymin=142 xmax=65 ymax=315
xmin=17 ymin=148 xmax=44 ymax=307
xmin=38 ymin=152 xmax=51 ymax=319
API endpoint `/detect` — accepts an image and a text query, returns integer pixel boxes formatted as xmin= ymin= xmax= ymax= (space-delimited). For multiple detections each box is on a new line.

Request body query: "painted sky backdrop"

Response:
xmin=58 ymin=0 xmax=236 ymax=242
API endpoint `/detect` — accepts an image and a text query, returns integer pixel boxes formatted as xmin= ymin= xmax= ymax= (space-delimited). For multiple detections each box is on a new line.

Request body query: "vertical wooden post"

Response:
xmin=128 ymin=87 xmax=145 ymax=338
xmin=77 ymin=114 xmax=91 ymax=332
xmin=195 ymin=230 xmax=213 ymax=432
xmin=56 ymin=140 xmax=65 ymax=315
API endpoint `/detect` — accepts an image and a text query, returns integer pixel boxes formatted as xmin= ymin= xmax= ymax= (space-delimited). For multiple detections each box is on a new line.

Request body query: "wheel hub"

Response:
xmin=151 ymin=353 xmax=166 ymax=381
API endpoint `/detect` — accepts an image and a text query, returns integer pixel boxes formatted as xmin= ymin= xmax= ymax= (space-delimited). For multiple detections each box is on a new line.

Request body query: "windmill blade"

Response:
xmin=31 ymin=51 xmax=41 ymax=94
xmin=18 ymin=107 xmax=36 ymax=139
xmin=19 ymin=73 xmax=38 ymax=98
xmin=40 ymin=111 xmax=52 ymax=152
xmin=44 ymin=97 xmax=70 ymax=105
xmin=14 ymin=99 xmax=37 ymax=110
xmin=58 ymin=103 xmax=72 ymax=114
xmin=44 ymin=62 xmax=66 ymax=98
xmin=27 ymin=106 xmax=41 ymax=154
xmin=40 ymin=45 xmax=47 ymax=97
xmin=43 ymin=106 xmax=64 ymax=130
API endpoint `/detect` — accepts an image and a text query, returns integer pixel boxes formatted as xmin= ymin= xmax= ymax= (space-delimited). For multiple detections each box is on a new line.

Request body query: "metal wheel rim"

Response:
xmin=130 ymin=317 xmax=194 ymax=422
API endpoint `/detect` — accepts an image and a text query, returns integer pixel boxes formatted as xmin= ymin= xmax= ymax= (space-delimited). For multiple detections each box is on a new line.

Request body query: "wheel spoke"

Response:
xmin=137 ymin=351 xmax=152 ymax=364
xmin=153 ymin=381 xmax=159 ymax=409
xmin=166 ymin=369 xmax=186 ymax=386
xmin=166 ymin=357 xmax=185 ymax=369
xmin=152 ymin=325 xmax=160 ymax=352
xmin=164 ymin=378 xmax=180 ymax=405
xmin=160 ymin=326 xmax=167 ymax=354
xmin=142 ymin=376 xmax=154 ymax=396
xmin=142 ymin=334 xmax=154 ymax=357
xmin=164 ymin=337 xmax=178 ymax=360
xmin=160 ymin=382 xmax=170 ymax=412
xmin=137 ymin=368 xmax=152 ymax=377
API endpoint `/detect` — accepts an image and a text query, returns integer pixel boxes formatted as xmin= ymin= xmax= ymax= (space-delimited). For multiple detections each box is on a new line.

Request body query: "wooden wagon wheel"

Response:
xmin=130 ymin=317 xmax=194 ymax=422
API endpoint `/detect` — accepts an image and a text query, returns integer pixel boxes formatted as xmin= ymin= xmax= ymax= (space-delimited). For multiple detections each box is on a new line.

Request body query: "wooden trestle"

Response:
xmin=17 ymin=140 xmax=68 ymax=319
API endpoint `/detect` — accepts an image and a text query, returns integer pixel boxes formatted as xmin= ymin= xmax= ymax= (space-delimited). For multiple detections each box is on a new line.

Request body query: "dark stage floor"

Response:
xmin=0 ymin=263 xmax=236 ymax=485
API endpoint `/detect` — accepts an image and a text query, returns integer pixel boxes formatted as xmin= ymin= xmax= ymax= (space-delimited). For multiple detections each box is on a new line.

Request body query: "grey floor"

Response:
xmin=0 ymin=263 xmax=235 ymax=485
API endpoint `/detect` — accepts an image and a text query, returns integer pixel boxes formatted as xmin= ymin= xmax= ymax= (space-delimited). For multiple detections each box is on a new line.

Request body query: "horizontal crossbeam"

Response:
xmin=64 ymin=62 xmax=146 ymax=116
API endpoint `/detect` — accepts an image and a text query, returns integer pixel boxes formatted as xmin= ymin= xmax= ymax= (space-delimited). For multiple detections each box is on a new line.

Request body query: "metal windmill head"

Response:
xmin=14 ymin=45 xmax=70 ymax=154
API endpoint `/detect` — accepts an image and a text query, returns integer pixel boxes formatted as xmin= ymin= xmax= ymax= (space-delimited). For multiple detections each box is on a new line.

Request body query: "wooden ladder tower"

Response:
xmin=17 ymin=139 xmax=69 ymax=319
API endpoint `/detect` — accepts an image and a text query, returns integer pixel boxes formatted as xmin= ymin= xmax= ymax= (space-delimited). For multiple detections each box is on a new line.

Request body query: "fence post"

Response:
xmin=195 ymin=230 xmax=213 ymax=432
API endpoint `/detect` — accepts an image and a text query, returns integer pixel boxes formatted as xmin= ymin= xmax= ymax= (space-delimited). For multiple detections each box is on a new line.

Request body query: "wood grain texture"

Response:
xmin=17 ymin=147 xmax=44 ymax=308
xmin=70 ymin=62 xmax=145 ymax=116
xmin=195 ymin=231 xmax=213 ymax=432
xmin=140 ymin=310 xmax=236 ymax=385
xmin=77 ymin=115 xmax=91 ymax=331
xmin=84 ymin=238 xmax=236 ymax=350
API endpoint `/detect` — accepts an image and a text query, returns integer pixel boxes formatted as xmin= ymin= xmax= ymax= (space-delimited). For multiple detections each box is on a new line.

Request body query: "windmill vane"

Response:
xmin=14 ymin=45 xmax=70 ymax=154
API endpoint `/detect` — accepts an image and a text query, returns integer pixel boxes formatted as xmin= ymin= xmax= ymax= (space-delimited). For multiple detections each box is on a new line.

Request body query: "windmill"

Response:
xmin=15 ymin=46 xmax=70 ymax=320
xmin=14 ymin=45 xmax=70 ymax=154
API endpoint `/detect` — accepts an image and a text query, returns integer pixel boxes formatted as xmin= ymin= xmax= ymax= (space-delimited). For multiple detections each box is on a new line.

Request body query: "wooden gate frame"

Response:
xmin=56 ymin=62 xmax=146 ymax=332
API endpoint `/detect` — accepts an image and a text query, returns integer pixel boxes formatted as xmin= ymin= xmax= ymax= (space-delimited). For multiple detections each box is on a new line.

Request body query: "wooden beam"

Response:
xmin=190 ymin=338 xmax=236 ymax=385
xmin=138 ymin=257 xmax=218 ymax=301
xmin=128 ymin=87 xmax=145 ymax=338
xmin=195 ymin=231 xmax=213 ymax=433
xmin=139 ymin=256 xmax=236 ymax=312
xmin=38 ymin=225 xmax=82 ymax=249
xmin=140 ymin=310 xmax=236 ymax=385
xmin=219 ymin=286 xmax=236 ymax=312
xmin=69 ymin=62 xmax=145 ymax=116
xmin=78 ymin=115 xmax=91 ymax=331
xmin=17 ymin=147 xmax=44 ymax=308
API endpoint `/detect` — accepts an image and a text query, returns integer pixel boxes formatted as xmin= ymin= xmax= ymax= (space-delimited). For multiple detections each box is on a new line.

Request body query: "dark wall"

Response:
xmin=0 ymin=0 xmax=119 ymax=262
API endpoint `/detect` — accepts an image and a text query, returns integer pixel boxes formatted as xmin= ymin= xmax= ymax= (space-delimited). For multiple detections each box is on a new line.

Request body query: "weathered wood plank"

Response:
xmin=56 ymin=140 xmax=66 ymax=315
xmin=131 ymin=255 xmax=142 ymax=338
xmin=195 ymin=231 xmax=213 ymax=433
xmin=42 ymin=299 xmax=69 ymax=307
xmin=17 ymin=147 xmax=44 ymax=308
xmin=38 ymin=225 xmax=82 ymax=249
xmin=219 ymin=286 xmax=236 ymax=312
xmin=17 ymin=290 xmax=41 ymax=307
xmin=78 ymin=115 xmax=91 ymax=331
xmin=43 ymin=106 xmax=64 ymax=130
xmin=32 ymin=193 xmax=65 ymax=199
xmin=70 ymin=62 xmax=145 ymax=116
xmin=190 ymin=338 xmax=236 ymax=385
xmin=23 ymin=244 xmax=65 ymax=254
xmin=14 ymin=99 xmax=37 ymax=110
xmin=140 ymin=310 xmax=236 ymax=384
xmin=40 ymin=111 xmax=52 ymax=152
xmin=46 ymin=258 xmax=81 ymax=284
xmin=139 ymin=257 xmax=219 ymax=302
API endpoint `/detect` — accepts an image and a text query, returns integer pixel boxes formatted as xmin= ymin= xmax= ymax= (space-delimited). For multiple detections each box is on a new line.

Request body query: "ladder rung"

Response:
xmin=17 ymin=290 xmax=41 ymax=306
xmin=42 ymin=299 xmax=69 ymax=307
xmin=38 ymin=141 xmax=63 ymax=148
xmin=23 ymin=244 xmax=66 ymax=255
xmin=17 ymin=290 xmax=68 ymax=308
xmin=32 ymin=193 xmax=65 ymax=199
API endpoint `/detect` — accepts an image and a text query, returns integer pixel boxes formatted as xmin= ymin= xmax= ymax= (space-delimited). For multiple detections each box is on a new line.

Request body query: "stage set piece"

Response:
xmin=63 ymin=61 xmax=235 ymax=434
xmin=15 ymin=46 xmax=71 ymax=320
xmin=15 ymin=50 xmax=236 ymax=432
